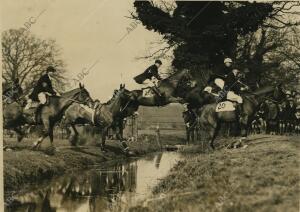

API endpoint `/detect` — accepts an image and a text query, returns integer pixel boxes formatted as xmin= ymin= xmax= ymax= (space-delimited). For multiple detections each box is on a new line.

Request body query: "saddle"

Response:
xmin=142 ymin=87 xmax=154 ymax=97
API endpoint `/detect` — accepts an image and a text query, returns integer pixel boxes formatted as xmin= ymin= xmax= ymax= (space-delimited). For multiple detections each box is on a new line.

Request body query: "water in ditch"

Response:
xmin=6 ymin=151 xmax=181 ymax=212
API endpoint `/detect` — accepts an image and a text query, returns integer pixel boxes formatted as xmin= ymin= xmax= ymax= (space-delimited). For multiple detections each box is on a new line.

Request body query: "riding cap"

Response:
xmin=46 ymin=66 xmax=56 ymax=73
xmin=155 ymin=60 xmax=162 ymax=65
xmin=224 ymin=58 xmax=233 ymax=63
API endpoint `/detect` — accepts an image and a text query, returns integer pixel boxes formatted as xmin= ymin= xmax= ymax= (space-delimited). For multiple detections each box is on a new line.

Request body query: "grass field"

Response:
xmin=130 ymin=135 xmax=300 ymax=212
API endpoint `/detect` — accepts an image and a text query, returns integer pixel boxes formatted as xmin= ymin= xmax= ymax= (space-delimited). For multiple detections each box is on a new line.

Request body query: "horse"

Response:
xmin=130 ymin=69 xmax=195 ymax=106
xmin=198 ymin=85 xmax=285 ymax=150
xmin=30 ymin=84 xmax=94 ymax=150
xmin=63 ymin=84 xmax=135 ymax=152
xmin=3 ymin=101 xmax=30 ymax=142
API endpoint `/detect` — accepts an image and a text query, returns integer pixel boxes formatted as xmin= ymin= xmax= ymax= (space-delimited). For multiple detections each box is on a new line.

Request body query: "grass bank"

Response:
xmin=130 ymin=135 xmax=300 ymax=212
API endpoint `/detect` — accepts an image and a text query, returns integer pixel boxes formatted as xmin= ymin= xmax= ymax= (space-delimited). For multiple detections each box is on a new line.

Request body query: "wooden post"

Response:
xmin=156 ymin=124 xmax=162 ymax=150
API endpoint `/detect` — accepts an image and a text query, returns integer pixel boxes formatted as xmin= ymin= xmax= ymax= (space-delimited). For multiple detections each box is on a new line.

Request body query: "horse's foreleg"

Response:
xmin=69 ymin=124 xmax=79 ymax=146
xmin=101 ymin=127 xmax=108 ymax=151
xmin=115 ymin=124 xmax=129 ymax=152
xmin=33 ymin=118 xmax=50 ymax=150
xmin=239 ymin=115 xmax=249 ymax=139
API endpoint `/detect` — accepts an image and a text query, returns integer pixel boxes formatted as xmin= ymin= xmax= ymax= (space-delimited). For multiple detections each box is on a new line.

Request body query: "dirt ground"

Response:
xmin=130 ymin=135 xmax=300 ymax=212
xmin=3 ymin=133 xmax=184 ymax=196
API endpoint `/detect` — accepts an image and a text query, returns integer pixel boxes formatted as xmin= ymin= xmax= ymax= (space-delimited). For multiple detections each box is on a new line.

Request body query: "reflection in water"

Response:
xmin=5 ymin=152 xmax=180 ymax=212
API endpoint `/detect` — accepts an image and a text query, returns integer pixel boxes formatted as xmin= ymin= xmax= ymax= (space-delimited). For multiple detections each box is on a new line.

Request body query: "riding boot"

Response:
xmin=35 ymin=104 xmax=42 ymax=124
xmin=152 ymin=86 xmax=165 ymax=103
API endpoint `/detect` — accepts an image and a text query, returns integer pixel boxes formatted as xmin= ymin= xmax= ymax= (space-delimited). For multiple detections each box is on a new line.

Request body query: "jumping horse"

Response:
xmin=31 ymin=84 xmax=93 ymax=150
xmin=63 ymin=84 xmax=135 ymax=152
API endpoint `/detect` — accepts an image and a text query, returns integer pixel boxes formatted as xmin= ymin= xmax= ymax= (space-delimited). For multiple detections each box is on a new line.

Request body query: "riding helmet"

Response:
xmin=155 ymin=60 xmax=162 ymax=65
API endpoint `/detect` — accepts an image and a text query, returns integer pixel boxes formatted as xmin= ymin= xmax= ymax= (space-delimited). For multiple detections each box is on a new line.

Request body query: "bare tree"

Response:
xmin=2 ymin=28 xmax=68 ymax=93
xmin=234 ymin=1 xmax=300 ymax=89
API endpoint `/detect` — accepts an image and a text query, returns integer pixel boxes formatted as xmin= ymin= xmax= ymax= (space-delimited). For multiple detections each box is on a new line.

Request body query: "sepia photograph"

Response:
xmin=1 ymin=0 xmax=300 ymax=211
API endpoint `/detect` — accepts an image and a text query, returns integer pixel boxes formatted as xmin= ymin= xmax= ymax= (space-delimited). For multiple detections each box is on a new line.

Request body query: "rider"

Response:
xmin=25 ymin=66 xmax=59 ymax=110
xmin=204 ymin=57 xmax=235 ymax=101
xmin=224 ymin=68 xmax=249 ymax=114
xmin=134 ymin=59 xmax=163 ymax=97
xmin=223 ymin=57 xmax=234 ymax=77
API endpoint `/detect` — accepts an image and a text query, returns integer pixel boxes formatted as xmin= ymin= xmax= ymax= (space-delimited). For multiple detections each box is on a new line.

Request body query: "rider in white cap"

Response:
xmin=223 ymin=57 xmax=233 ymax=76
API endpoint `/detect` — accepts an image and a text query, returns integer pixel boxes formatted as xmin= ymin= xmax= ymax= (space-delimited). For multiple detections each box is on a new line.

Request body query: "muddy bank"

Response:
xmin=130 ymin=135 xmax=300 ymax=212
xmin=4 ymin=134 xmax=184 ymax=195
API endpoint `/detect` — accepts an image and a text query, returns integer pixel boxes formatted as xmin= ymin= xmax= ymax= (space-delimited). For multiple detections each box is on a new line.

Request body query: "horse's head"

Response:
xmin=76 ymin=83 xmax=94 ymax=107
xmin=113 ymin=84 xmax=134 ymax=106
xmin=119 ymin=84 xmax=136 ymax=102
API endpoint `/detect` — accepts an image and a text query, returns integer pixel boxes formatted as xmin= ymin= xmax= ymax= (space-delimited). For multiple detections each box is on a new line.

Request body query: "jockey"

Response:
xmin=224 ymin=68 xmax=248 ymax=103
xmin=223 ymin=57 xmax=233 ymax=76
xmin=204 ymin=57 xmax=236 ymax=101
xmin=134 ymin=60 xmax=163 ymax=97
xmin=25 ymin=66 xmax=59 ymax=109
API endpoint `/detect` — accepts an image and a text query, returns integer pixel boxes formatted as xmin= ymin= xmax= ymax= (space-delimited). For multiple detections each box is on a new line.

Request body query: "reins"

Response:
xmin=120 ymin=99 xmax=131 ymax=112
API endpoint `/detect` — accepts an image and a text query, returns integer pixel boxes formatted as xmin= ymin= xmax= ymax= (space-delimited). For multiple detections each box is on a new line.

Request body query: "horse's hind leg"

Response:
xmin=14 ymin=127 xmax=25 ymax=142
xmin=209 ymin=124 xmax=219 ymax=150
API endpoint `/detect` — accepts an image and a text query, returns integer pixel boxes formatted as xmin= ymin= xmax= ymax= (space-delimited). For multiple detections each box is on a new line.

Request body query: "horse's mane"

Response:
xmin=104 ymin=90 xmax=121 ymax=105
xmin=161 ymin=69 xmax=188 ymax=83
xmin=62 ymin=87 xmax=81 ymax=96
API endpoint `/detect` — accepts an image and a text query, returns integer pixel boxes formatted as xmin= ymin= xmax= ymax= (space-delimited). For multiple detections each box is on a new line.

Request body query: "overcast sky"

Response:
xmin=1 ymin=0 xmax=172 ymax=101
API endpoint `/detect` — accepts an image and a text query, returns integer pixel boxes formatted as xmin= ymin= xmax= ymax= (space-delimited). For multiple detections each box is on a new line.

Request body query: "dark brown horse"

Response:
xmin=198 ymin=85 xmax=285 ymax=150
xmin=130 ymin=69 xmax=194 ymax=106
xmin=31 ymin=84 xmax=93 ymax=150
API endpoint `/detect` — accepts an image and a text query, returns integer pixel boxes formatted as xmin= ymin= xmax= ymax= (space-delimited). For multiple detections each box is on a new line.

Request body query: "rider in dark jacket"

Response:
xmin=134 ymin=60 xmax=163 ymax=98
xmin=134 ymin=60 xmax=162 ymax=84
xmin=28 ymin=66 xmax=58 ymax=102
